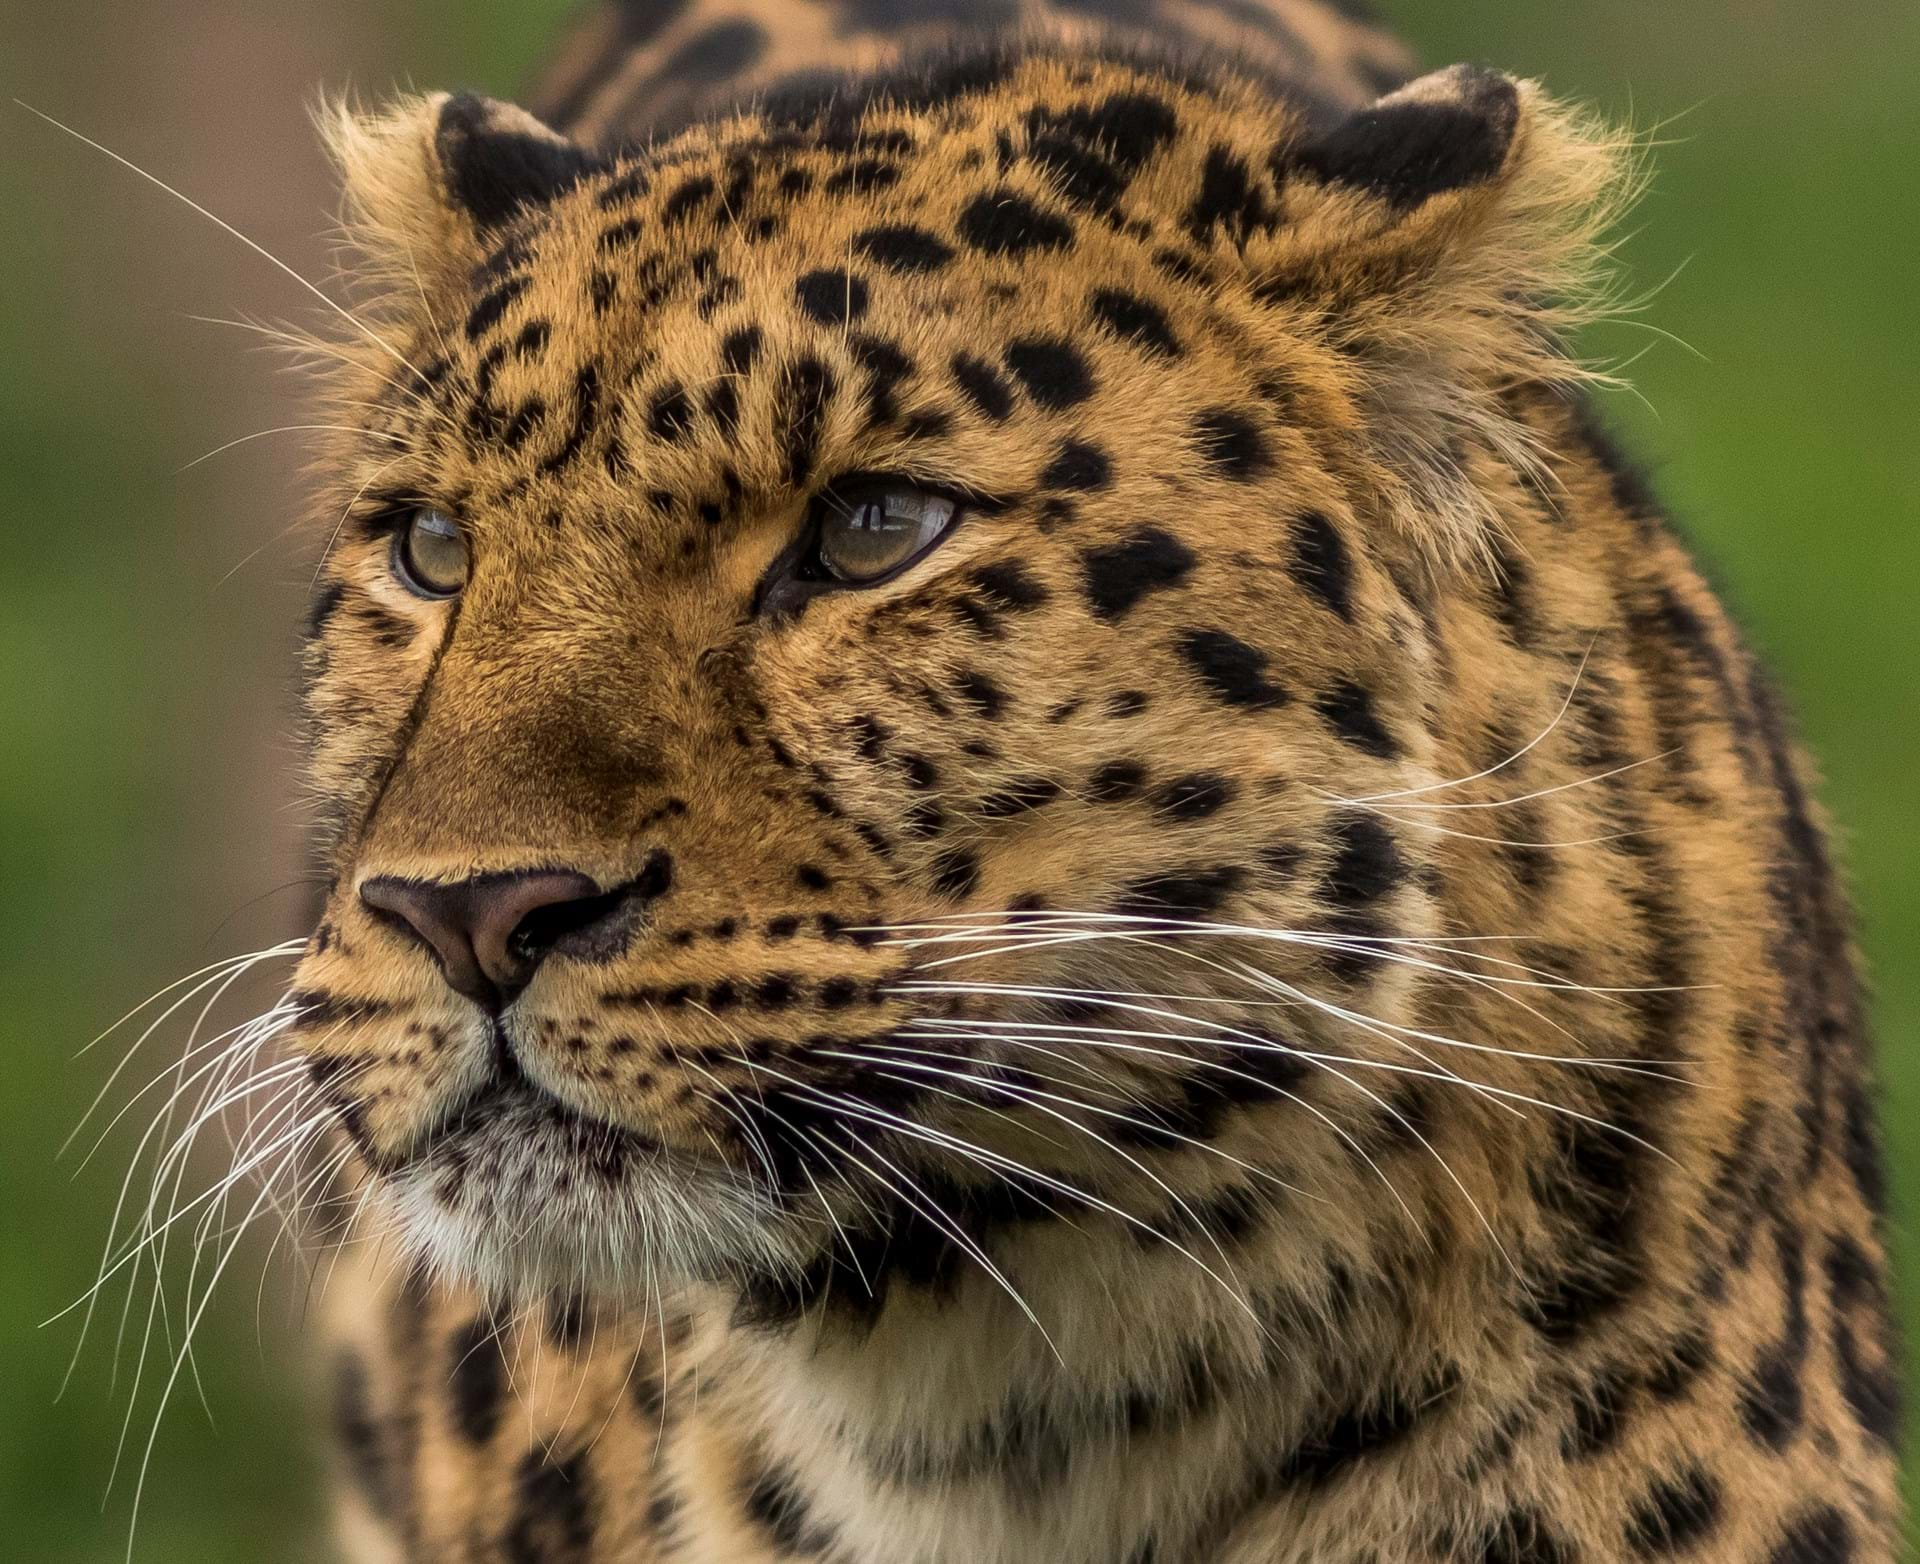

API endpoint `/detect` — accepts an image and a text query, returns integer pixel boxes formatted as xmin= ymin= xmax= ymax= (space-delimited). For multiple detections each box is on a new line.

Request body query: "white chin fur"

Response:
xmin=371 ymin=1097 xmax=793 ymax=1300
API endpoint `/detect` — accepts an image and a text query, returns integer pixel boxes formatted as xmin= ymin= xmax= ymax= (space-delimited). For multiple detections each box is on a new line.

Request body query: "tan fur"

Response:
xmin=284 ymin=3 xmax=1900 ymax=1560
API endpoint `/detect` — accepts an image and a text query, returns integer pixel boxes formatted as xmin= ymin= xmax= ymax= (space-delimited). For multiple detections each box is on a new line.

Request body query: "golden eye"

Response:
xmin=393 ymin=508 xmax=469 ymax=598
xmin=815 ymin=484 xmax=959 ymax=584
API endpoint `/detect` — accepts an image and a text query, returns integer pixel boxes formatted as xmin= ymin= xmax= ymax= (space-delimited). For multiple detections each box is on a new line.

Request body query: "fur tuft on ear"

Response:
xmin=320 ymin=91 xmax=603 ymax=301
xmin=1253 ymin=65 xmax=1643 ymax=564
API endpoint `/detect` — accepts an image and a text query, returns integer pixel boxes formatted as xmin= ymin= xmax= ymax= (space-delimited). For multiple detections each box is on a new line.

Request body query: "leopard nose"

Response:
xmin=359 ymin=867 xmax=632 ymax=1009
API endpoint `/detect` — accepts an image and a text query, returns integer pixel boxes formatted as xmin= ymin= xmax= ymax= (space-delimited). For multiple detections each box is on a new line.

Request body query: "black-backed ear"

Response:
xmin=1252 ymin=66 xmax=1635 ymax=562
xmin=324 ymin=91 xmax=607 ymax=291
xmin=432 ymin=92 xmax=608 ymax=229
xmin=1291 ymin=64 xmax=1521 ymax=212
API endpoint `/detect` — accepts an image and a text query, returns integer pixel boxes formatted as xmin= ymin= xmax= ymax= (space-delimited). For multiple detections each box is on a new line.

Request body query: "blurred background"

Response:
xmin=1 ymin=1 xmax=1913 ymax=1556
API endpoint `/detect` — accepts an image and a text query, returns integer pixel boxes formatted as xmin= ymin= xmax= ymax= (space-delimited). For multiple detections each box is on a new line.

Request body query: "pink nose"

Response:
xmin=359 ymin=868 xmax=617 ymax=1008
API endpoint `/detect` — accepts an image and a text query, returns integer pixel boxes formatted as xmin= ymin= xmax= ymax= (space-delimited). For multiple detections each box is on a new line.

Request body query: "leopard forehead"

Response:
xmin=339 ymin=57 xmax=1355 ymax=546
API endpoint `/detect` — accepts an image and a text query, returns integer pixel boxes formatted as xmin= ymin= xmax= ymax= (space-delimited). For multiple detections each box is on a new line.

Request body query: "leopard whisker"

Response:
xmin=1336 ymin=636 xmax=1601 ymax=805
xmin=737 ymin=1060 xmax=1266 ymax=1335
xmin=15 ymin=100 xmax=420 ymax=379
xmin=121 ymin=1126 xmax=323 ymax=1563
xmin=894 ymin=1023 xmax=1417 ymax=1228
xmin=1332 ymin=747 xmax=1673 ymax=813
xmin=806 ymin=1124 xmax=1063 ymax=1362
xmin=65 ymin=941 xmax=304 ymax=1153
xmin=830 ymin=1043 xmax=1314 ymax=1202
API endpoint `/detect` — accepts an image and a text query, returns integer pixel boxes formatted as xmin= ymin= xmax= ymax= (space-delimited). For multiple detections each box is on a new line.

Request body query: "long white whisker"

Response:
xmin=15 ymin=101 xmax=416 ymax=375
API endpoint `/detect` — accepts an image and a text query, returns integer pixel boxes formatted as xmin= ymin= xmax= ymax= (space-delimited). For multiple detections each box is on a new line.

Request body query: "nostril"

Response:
xmin=511 ymin=884 xmax=635 ymax=962
xmin=522 ymin=851 xmax=674 ymax=966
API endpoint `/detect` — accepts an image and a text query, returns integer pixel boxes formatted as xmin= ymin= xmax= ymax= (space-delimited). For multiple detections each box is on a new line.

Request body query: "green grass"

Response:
xmin=1 ymin=3 xmax=1911 ymax=1556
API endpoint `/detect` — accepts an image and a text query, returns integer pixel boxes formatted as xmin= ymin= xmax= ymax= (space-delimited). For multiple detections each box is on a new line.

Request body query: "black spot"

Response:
xmin=465 ymin=275 xmax=528 ymax=341
xmin=1292 ymin=67 xmax=1519 ymax=210
xmin=1005 ymin=337 xmax=1094 ymax=410
xmin=795 ymin=267 xmax=870 ymax=325
xmin=818 ymin=976 xmax=860 ymax=1009
xmin=1027 ymin=91 xmax=1178 ymax=176
xmin=1184 ymin=146 xmax=1274 ymax=244
xmin=647 ymin=381 xmax=694 ymax=443
xmin=1316 ymin=682 xmax=1397 ymax=758
xmin=824 ymin=158 xmax=901 ymax=195
xmin=499 ymin=396 xmax=548 ymax=451
xmin=721 ymin=324 xmax=764 ymax=375
xmin=848 ymin=333 xmax=915 ymax=427
xmin=958 ymin=189 xmax=1075 ymax=255
xmin=1643 ymin=1327 xmax=1720 ymax=1397
xmin=779 ymin=357 xmax=835 ymax=486
xmin=1025 ymin=127 xmax=1131 ymax=210
xmin=661 ymin=173 xmax=717 ymax=225
xmin=1766 ymin=1507 xmax=1854 ymax=1564
xmin=545 ymin=1293 xmax=587 ymax=1352
xmin=954 ymin=670 xmax=1007 ymax=718
xmin=448 ymin=1316 xmax=506 ymax=1444
xmin=1115 ymin=865 xmax=1245 ymax=920
xmin=1290 ymin=512 xmax=1354 ymax=621
xmin=1088 ymin=288 xmax=1181 ymax=356
xmin=972 ymin=561 xmax=1049 ymax=611
xmin=436 ymin=94 xmax=608 ymax=230
xmin=305 ymin=581 xmax=348 ymax=643
xmin=900 ymin=409 xmax=951 ymax=441
xmin=856 ymin=224 xmax=956 ymax=274
xmin=1625 ymin=1467 xmax=1721 ymax=1556
xmin=979 ymin=778 xmax=1062 ymax=817
xmin=950 ymin=353 xmax=1015 ymax=420
xmin=1041 ymin=439 xmax=1112 ymax=491
xmin=1154 ymin=773 xmax=1236 ymax=821
xmin=1089 ymin=760 xmax=1148 ymax=802
xmin=503 ymin=1446 xmax=595 ymax=1562
xmin=541 ymin=363 xmax=601 ymax=473
xmin=1193 ymin=407 xmax=1271 ymax=479
xmin=1081 ymin=526 xmax=1196 ymax=620
xmin=742 ymin=1458 xmax=836 ymax=1555
xmin=1178 ymin=629 xmax=1289 ymax=709
xmin=1264 ymin=1372 xmax=1455 ymax=1487
xmin=931 ymin=849 xmax=980 ymax=899
xmin=1323 ymin=814 xmax=1405 ymax=907
xmin=1475 ymin=1508 xmax=1577 ymax=1564
xmin=1562 ymin=1363 xmax=1635 ymax=1460
xmin=331 ymin=1353 xmax=396 ymax=1519
xmin=597 ymin=215 xmax=644 ymax=252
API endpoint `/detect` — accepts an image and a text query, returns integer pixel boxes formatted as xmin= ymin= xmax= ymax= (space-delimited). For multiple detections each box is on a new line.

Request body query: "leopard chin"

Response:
xmin=364 ymin=1029 xmax=799 ymax=1300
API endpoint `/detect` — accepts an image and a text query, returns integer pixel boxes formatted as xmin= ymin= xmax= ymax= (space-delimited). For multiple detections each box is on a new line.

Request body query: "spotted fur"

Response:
xmin=291 ymin=2 xmax=1901 ymax=1560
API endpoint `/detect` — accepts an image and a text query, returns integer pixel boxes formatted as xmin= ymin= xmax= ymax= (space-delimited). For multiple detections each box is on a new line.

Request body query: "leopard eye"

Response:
xmin=393 ymin=508 xmax=469 ymax=598
xmin=814 ymin=483 xmax=959 ymax=584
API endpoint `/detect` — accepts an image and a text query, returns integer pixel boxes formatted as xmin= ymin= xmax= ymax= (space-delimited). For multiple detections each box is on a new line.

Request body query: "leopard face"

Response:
xmin=292 ymin=54 xmax=1622 ymax=1302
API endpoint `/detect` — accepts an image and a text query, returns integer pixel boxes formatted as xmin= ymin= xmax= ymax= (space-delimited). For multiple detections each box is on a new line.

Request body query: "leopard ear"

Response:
xmin=1253 ymin=66 xmax=1636 ymax=561
xmin=322 ymin=91 xmax=606 ymax=293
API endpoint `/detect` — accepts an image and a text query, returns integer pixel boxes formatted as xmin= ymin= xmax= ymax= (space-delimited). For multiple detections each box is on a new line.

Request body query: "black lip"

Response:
xmin=428 ymin=1074 xmax=663 ymax=1163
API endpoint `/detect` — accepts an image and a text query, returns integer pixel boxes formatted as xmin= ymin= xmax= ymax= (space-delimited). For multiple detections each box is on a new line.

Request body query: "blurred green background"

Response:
xmin=1 ymin=2 xmax=1912 ymax=1557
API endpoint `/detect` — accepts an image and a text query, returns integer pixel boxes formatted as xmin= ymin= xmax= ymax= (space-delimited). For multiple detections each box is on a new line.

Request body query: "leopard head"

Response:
xmin=290 ymin=51 xmax=1627 ymax=1304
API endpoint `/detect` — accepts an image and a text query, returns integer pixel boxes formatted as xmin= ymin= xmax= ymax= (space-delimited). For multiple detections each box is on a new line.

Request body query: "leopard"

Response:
xmin=272 ymin=0 xmax=1906 ymax=1559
